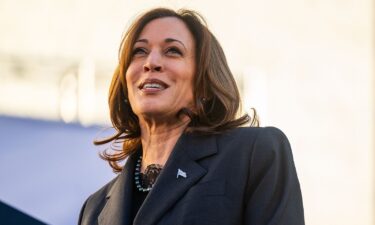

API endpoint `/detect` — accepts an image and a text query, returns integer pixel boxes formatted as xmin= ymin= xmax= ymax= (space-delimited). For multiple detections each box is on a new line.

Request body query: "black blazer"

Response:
xmin=79 ymin=127 xmax=304 ymax=225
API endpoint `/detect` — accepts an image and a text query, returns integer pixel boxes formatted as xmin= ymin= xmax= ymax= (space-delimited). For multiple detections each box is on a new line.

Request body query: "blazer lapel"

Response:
xmin=98 ymin=151 xmax=139 ymax=225
xmin=134 ymin=133 xmax=217 ymax=225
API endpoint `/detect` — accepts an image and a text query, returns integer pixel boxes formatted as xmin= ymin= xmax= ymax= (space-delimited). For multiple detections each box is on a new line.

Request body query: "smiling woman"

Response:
xmin=96 ymin=8 xmax=251 ymax=173
xmin=126 ymin=17 xmax=196 ymax=122
xmin=78 ymin=7 xmax=304 ymax=225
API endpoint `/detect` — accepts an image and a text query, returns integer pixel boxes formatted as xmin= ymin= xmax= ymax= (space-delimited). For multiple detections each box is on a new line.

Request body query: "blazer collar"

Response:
xmin=98 ymin=151 xmax=139 ymax=225
xmin=98 ymin=132 xmax=217 ymax=225
xmin=134 ymin=132 xmax=217 ymax=225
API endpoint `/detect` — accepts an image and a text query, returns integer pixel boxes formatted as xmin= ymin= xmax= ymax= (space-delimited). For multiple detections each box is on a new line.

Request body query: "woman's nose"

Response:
xmin=143 ymin=51 xmax=162 ymax=72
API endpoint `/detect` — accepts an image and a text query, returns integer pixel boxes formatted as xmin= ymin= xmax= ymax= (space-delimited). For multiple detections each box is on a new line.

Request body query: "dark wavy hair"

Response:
xmin=95 ymin=7 xmax=258 ymax=172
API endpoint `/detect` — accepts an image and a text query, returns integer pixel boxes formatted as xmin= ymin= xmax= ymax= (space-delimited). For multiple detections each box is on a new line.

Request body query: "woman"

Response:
xmin=79 ymin=8 xmax=304 ymax=225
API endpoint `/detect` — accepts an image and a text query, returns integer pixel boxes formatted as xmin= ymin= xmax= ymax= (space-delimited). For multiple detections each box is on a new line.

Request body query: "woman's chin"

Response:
xmin=137 ymin=109 xmax=173 ymax=120
xmin=135 ymin=108 xmax=189 ymax=124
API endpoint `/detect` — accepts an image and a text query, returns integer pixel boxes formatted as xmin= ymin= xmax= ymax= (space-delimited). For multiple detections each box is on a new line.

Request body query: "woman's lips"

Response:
xmin=138 ymin=78 xmax=169 ymax=92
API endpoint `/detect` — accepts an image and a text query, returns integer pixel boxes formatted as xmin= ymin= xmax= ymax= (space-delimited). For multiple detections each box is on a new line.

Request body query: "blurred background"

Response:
xmin=0 ymin=0 xmax=373 ymax=224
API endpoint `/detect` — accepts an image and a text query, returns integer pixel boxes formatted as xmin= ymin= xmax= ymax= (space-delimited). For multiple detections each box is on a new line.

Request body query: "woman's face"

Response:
xmin=126 ymin=17 xmax=196 ymax=120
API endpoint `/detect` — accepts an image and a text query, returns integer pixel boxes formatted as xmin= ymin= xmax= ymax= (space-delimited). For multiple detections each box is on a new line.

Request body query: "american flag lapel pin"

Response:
xmin=177 ymin=168 xmax=187 ymax=178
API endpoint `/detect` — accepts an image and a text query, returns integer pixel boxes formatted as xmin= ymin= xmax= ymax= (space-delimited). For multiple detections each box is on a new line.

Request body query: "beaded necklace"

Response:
xmin=134 ymin=155 xmax=163 ymax=192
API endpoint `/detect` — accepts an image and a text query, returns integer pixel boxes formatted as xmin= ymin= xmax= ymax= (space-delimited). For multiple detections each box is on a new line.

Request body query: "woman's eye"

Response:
xmin=166 ymin=47 xmax=182 ymax=56
xmin=132 ymin=47 xmax=147 ymax=56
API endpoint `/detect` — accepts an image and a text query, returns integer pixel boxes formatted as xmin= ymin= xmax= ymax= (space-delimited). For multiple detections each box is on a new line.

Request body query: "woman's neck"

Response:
xmin=138 ymin=117 xmax=190 ymax=172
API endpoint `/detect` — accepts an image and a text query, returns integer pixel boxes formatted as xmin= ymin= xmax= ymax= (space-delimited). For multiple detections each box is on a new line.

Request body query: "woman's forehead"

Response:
xmin=136 ymin=17 xmax=194 ymax=47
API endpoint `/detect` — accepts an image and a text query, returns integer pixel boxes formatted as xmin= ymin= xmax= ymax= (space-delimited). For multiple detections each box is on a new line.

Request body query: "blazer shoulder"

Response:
xmin=212 ymin=126 xmax=290 ymax=162
xmin=245 ymin=126 xmax=296 ymax=179
xmin=86 ymin=175 xmax=119 ymax=204
xmin=221 ymin=126 xmax=289 ymax=145
xmin=231 ymin=126 xmax=287 ymax=138
xmin=79 ymin=175 xmax=119 ymax=223
xmin=252 ymin=126 xmax=291 ymax=152
xmin=223 ymin=126 xmax=292 ymax=160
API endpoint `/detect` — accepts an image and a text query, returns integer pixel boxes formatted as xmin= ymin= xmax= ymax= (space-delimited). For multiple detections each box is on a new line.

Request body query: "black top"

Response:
xmin=131 ymin=150 xmax=149 ymax=222
xmin=131 ymin=187 xmax=148 ymax=222
xmin=131 ymin=150 xmax=163 ymax=222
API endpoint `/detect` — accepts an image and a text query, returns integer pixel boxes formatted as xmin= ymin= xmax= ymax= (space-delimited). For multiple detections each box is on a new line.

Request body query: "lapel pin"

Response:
xmin=177 ymin=169 xmax=187 ymax=179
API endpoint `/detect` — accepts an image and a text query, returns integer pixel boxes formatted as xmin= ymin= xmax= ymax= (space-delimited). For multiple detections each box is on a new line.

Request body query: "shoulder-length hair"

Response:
xmin=96 ymin=7 xmax=258 ymax=172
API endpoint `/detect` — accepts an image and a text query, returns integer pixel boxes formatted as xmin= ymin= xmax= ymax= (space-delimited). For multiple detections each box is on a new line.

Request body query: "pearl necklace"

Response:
xmin=134 ymin=155 xmax=163 ymax=192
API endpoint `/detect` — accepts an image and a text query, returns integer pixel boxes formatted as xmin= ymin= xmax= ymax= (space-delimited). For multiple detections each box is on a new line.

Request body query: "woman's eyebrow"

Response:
xmin=134 ymin=38 xmax=187 ymax=51
xmin=165 ymin=38 xmax=186 ymax=50
xmin=135 ymin=39 xmax=148 ymax=44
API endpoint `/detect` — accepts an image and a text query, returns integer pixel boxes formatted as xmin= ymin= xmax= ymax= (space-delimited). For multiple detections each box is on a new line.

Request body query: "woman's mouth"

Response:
xmin=143 ymin=83 xmax=165 ymax=89
xmin=138 ymin=79 xmax=169 ymax=92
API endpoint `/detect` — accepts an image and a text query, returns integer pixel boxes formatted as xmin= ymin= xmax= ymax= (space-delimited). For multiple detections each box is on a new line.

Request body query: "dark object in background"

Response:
xmin=0 ymin=200 xmax=48 ymax=225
